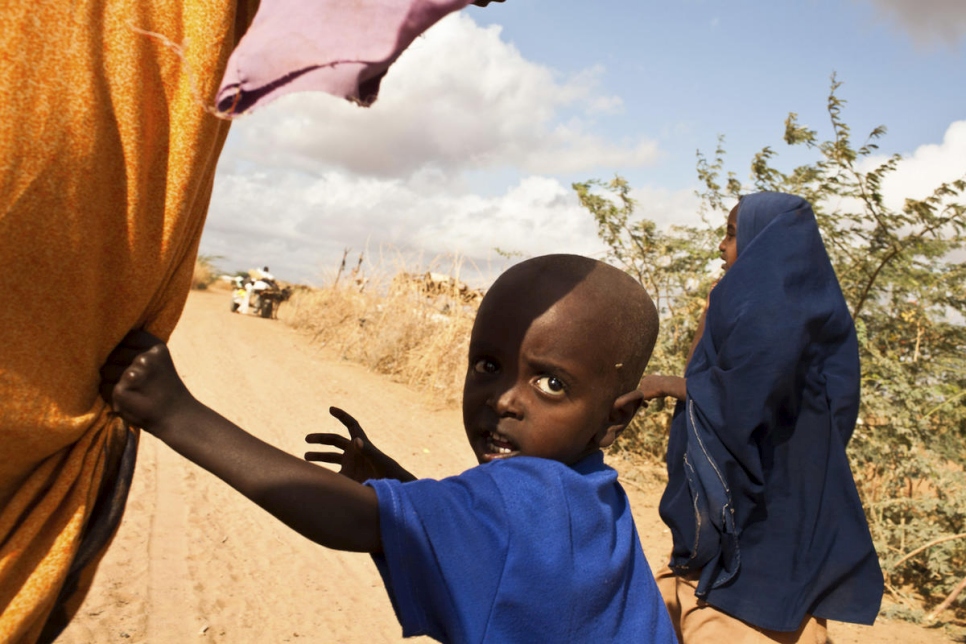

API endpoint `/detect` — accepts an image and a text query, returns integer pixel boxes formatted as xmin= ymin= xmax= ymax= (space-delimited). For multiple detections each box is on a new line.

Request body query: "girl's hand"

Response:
xmin=638 ymin=374 xmax=687 ymax=403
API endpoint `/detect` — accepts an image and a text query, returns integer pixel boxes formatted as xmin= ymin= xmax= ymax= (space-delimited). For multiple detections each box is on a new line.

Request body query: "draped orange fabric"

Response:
xmin=0 ymin=1 xmax=256 ymax=641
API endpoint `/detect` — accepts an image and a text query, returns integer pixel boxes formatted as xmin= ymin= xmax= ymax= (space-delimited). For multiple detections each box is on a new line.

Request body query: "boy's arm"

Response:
xmin=101 ymin=331 xmax=382 ymax=553
xmin=305 ymin=407 xmax=417 ymax=483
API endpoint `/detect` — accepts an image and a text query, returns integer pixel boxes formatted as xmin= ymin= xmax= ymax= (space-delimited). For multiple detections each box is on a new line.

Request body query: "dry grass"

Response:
xmin=192 ymin=255 xmax=219 ymax=290
xmin=279 ymin=270 xmax=477 ymax=408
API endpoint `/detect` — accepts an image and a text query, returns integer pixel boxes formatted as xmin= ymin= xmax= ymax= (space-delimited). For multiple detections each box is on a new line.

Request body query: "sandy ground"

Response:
xmin=58 ymin=289 xmax=958 ymax=643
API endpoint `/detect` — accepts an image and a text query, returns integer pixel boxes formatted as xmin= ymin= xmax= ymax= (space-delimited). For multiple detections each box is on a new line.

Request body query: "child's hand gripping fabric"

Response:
xmin=305 ymin=407 xmax=416 ymax=483
xmin=100 ymin=331 xmax=194 ymax=437
xmin=99 ymin=331 xmax=382 ymax=553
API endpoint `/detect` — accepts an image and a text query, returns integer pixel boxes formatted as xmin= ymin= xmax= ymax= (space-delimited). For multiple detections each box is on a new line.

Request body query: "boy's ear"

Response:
xmin=598 ymin=389 xmax=645 ymax=449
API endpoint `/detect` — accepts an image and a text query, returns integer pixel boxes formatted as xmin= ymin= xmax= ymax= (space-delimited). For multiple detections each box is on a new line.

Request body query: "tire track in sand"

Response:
xmin=142 ymin=437 xmax=197 ymax=642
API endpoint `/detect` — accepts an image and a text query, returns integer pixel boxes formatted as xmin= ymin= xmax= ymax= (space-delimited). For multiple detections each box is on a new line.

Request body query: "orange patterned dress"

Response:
xmin=0 ymin=2 xmax=256 ymax=641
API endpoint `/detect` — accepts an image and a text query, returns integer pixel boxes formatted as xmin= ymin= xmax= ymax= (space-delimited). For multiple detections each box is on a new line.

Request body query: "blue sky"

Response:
xmin=201 ymin=0 xmax=966 ymax=285
xmin=473 ymin=0 xmax=964 ymax=185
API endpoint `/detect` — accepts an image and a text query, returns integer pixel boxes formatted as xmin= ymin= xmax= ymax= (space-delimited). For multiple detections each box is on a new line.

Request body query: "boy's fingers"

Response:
xmin=116 ymin=364 xmax=146 ymax=387
xmin=104 ymin=331 xmax=165 ymax=380
xmin=304 ymin=452 xmax=343 ymax=463
xmin=329 ymin=406 xmax=368 ymax=441
xmin=305 ymin=433 xmax=349 ymax=449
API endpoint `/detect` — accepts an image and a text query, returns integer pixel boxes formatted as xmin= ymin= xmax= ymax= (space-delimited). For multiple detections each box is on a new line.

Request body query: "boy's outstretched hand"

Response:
xmin=100 ymin=330 xmax=195 ymax=437
xmin=305 ymin=407 xmax=416 ymax=483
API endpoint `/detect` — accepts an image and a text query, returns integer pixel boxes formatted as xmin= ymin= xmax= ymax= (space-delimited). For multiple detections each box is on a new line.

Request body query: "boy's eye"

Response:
xmin=473 ymin=358 xmax=499 ymax=374
xmin=533 ymin=375 xmax=566 ymax=397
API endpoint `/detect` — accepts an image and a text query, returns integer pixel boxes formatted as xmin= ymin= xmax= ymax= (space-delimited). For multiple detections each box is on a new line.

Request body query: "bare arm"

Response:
xmin=638 ymin=374 xmax=687 ymax=402
xmin=101 ymin=331 xmax=382 ymax=553
xmin=639 ymin=291 xmax=711 ymax=404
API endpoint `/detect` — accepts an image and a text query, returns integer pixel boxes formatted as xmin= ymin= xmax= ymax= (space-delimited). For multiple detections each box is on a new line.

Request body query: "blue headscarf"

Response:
xmin=659 ymin=192 xmax=883 ymax=631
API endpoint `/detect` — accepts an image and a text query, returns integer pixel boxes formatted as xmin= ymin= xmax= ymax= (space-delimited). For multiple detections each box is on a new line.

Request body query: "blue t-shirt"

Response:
xmin=366 ymin=452 xmax=676 ymax=643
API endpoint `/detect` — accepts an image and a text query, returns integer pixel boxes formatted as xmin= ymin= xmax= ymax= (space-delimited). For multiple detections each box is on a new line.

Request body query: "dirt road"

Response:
xmin=59 ymin=290 xmax=953 ymax=643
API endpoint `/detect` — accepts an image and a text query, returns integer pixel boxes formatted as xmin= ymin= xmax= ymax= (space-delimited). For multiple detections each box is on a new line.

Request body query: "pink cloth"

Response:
xmin=216 ymin=0 xmax=473 ymax=115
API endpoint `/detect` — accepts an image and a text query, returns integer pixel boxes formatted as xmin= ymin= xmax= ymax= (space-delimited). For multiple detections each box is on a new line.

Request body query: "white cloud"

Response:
xmin=862 ymin=120 xmax=966 ymax=211
xmin=223 ymin=13 xmax=659 ymax=179
xmin=861 ymin=0 xmax=966 ymax=46
xmin=411 ymin=176 xmax=608 ymax=261
xmin=627 ymin=185 xmax=707 ymax=229
xmin=201 ymin=170 xmax=612 ymax=285
xmin=204 ymin=12 xmax=667 ymax=285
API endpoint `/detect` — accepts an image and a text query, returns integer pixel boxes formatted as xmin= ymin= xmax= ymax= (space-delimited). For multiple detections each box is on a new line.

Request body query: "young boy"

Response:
xmin=639 ymin=194 xmax=882 ymax=642
xmin=101 ymin=254 xmax=677 ymax=643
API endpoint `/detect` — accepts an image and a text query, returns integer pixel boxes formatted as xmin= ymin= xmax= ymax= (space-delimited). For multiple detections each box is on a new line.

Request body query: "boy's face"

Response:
xmin=718 ymin=204 xmax=739 ymax=271
xmin=462 ymin=280 xmax=622 ymax=466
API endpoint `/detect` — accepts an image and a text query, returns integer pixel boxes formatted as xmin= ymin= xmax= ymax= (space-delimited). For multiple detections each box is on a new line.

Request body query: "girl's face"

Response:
xmin=718 ymin=204 xmax=739 ymax=271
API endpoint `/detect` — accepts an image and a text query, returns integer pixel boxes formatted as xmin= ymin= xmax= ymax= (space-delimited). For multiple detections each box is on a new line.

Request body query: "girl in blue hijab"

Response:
xmin=640 ymin=192 xmax=883 ymax=641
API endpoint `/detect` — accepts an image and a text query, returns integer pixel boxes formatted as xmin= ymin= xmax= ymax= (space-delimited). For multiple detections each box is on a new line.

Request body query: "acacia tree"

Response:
xmin=577 ymin=76 xmax=966 ymax=620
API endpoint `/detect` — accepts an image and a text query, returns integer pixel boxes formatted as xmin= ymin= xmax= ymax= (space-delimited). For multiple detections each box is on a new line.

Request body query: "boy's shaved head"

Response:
xmin=480 ymin=254 xmax=659 ymax=393
xmin=464 ymin=254 xmax=658 ymax=464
